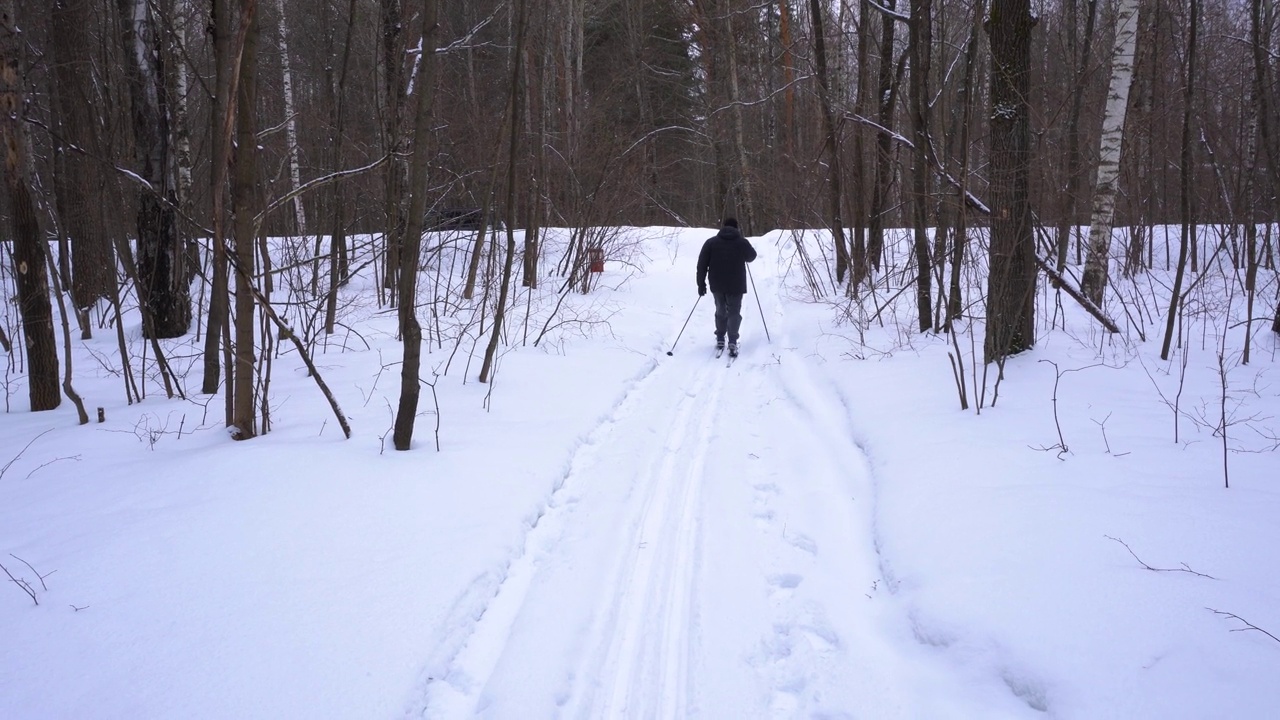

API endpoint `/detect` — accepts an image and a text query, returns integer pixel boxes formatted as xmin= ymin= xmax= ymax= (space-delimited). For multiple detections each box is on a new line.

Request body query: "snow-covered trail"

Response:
xmin=417 ymin=351 xmax=982 ymax=717
xmin=416 ymin=233 xmax=1033 ymax=719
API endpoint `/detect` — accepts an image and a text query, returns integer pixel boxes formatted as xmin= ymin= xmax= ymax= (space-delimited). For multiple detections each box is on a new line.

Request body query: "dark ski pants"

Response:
xmin=712 ymin=291 xmax=745 ymax=343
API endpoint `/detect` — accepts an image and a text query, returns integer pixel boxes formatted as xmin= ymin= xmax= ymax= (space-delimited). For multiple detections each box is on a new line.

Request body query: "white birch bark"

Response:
xmin=273 ymin=0 xmax=307 ymax=236
xmin=1080 ymin=0 xmax=1141 ymax=306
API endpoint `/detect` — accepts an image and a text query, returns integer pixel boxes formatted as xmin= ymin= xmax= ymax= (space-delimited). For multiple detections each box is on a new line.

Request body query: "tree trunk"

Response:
xmin=393 ymin=0 xmax=439 ymax=451
xmin=868 ymin=2 xmax=900 ymax=270
xmin=230 ymin=0 xmax=260 ymax=439
xmin=1054 ymin=0 xmax=1098 ymax=272
xmin=323 ymin=0 xmax=359 ymax=335
xmin=807 ymin=0 xmax=849 ymax=283
xmin=1079 ymin=0 xmax=1140 ymax=307
xmin=272 ymin=0 xmax=307 ymax=238
xmin=945 ymin=0 xmax=986 ymax=327
xmin=1 ymin=0 xmax=61 ymax=411
xmin=50 ymin=0 xmax=115 ymax=327
xmin=117 ymin=0 xmax=191 ymax=339
xmin=909 ymin=0 xmax=934 ymax=331
xmin=203 ymin=0 xmax=234 ymax=401
xmin=1160 ymin=0 xmax=1198 ymax=360
xmin=380 ymin=0 xmax=406 ymax=297
xmin=481 ymin=0 xmax=528 ymax=384
xmin=984 ymin=0 xmax=1037 ymax=363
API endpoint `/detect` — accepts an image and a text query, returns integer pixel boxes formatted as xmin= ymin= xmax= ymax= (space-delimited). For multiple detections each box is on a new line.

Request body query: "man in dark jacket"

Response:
xmin=696 ymin=218 xmax=757 ymax=357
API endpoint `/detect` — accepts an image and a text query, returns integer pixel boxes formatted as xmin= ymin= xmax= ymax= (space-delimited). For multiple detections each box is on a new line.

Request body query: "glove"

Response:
xmin=698 ymin=286 xmax=706 ymax=297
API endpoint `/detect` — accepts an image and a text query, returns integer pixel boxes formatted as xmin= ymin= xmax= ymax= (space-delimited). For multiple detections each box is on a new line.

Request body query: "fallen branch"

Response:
xmin=0 ymin=562 xmax=38 ymax=605
xmin=1 ymin=429 xmax=53 ymax=481
xmin=1036 ymin=256 xmax=1121 ymax=333
xmin=1106 ymin=535 xmax=1217 ymax=579
xmin=1207 ymin=608 xmax=1280 ymax=645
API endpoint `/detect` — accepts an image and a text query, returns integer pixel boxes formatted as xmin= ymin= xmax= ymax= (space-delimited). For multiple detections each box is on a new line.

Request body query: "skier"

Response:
xmin=696 ymin=218 xmax=757 ymax=358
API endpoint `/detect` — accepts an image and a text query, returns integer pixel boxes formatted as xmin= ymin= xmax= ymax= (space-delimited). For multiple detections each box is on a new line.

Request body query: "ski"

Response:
xmin=714 ymin=348 xmax=724 ymax=359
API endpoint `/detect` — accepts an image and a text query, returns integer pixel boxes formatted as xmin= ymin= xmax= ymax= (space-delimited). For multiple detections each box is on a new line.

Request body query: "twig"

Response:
xmin=1105 ymin=535 xmax=1218 ymax=579
xmin=10 ymin=555 xmax=54 ymax=591
xmin=0 ymin=562 xmax=38 ymax=605
xmin=1 ymin=429 xmax=54 ymax=481
xmin=1207 ymin=608 xmax=1280 ymax=645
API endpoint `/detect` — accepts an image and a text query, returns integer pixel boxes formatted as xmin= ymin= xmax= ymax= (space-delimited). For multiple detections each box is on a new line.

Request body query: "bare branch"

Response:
xmin=1208 ymin=608 xmax=1280 ymax=644
xmin=0 ymin=562 xmax=38 ymax=605
xmin=1106 ymin=535 xmax=1218 ymax=580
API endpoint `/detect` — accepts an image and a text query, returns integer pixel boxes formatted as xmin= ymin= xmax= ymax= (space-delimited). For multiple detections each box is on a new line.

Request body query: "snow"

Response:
xmin=2 ymin=225 xmax=1278 ymax=719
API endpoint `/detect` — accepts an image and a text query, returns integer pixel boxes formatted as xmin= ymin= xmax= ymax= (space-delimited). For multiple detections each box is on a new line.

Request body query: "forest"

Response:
xmin=2 ymin=0 xmax=1279 ymax=449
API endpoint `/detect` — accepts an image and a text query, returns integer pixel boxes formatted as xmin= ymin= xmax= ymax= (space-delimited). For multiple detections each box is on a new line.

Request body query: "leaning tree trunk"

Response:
xmin=393 ymin=0 xmax=439 ymax=451
xmin=807 ymin=0 xmax=850 ymax=283
xmin=117 ymin=0 xmax=191 ymax=339
xmin=1 ymin=0 xmax=60 ymax=411
xmin=1079 ymin=0 xmax=1139 ymax=308
xmin=480 ymin=0 xmax=529 ymax=384
xmin=984 ymin=0 xmax=1037 ymax=363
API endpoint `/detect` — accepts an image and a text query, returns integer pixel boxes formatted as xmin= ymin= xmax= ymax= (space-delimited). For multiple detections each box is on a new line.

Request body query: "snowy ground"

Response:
xmin=1 ymin=226 xmax=1278 ymax=719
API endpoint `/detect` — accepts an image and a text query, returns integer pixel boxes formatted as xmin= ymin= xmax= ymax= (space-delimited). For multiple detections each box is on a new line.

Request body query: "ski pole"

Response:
xmin=665 ymin=296 xmax=701 ymax=356
xmin=747 ymin=265 xmax=771 ymax=343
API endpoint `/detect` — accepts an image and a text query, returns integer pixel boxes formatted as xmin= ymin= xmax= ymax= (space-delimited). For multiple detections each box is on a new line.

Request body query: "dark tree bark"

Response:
xmin=230 ymin=0 xmax=260 ymax=439
xmin=868 ymin=2 xmax=901 ymax=270
xmin=908 ymin=0 xmax=934 ymax=331
xmin=807 ymin=0 xmax=850 ymax=284
xmin=1054 ymin=0 xmax=1098 ymax=272
xmin=203 ymin=0 xmax=234 ymax=406
xmin=1 ymin=0 xmax=60 ymax=411
xmin=984 ymin=0 xmax=1037 ymax=363
xmin=1251 ymin=0 xmax=1280 ymax=335
xmin=50 ymin=0 xmax=115 ymax=328
xmin=380 ymin=0 xmax=407 ymax=298
xmin=393 ymin=0 xmax=439 ymax=451
xmin=480 ymin=0 xmax=529 ymax=383
xmin=117 ymin=0 xmax=191 ymax=339
xmin=1160 ymin=0 xmax=1198 ymax=360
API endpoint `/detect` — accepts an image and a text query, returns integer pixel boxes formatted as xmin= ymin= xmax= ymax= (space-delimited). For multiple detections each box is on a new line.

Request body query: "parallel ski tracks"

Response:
xmin=423 ymin=356 xmax=725 ymax=719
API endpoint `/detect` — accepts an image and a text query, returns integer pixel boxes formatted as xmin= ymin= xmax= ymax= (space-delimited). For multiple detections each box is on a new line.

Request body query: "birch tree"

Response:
xmin=273 ymin=0 xmax=307 ymax=239
xmin=117 ymin=0 xmax=191 ymax=338
xmin=1079 ymin=0 xmax=1140 ymax=307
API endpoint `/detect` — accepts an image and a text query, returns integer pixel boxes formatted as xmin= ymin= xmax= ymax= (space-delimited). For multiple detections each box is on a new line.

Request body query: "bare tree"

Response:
xmin=1 ymin=0 xmax=60 ymax=411
xmin=807 ymin=0 xmax=850 ymax=284
xmin=1079 ymin=0 xmax=1140 ymax=307
xmin=117 ymin=0 xmax=191 ymax=338
xmin=1160 ymin=0 xmax=1199 ymax=360
xmin=480 ymin=0 xmax=529 ymax=383
xmin=984 ymin=0 xmax=1037 ymax=363
xmin=908 ymin=0 xmax=934 ymax=331
xmin=393 ymin=0 xmax=439 ymax=451
xmin=50 ymin=0 xmax=115 ymax=334
xmin=229 ymin=0 xmax=260 ymax=439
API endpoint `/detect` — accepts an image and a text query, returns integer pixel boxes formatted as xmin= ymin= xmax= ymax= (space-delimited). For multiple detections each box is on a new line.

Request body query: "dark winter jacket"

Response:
xmin=697 ymin=226 xmax=757 ymax=295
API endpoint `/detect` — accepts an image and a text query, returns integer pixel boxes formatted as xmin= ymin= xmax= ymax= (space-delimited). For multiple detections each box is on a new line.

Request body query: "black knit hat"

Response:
xmin=723 ymin=217 xmax=739 ymax=228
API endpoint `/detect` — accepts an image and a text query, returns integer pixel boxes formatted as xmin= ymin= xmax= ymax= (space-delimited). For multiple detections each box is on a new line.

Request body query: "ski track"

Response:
xmin=416 ymin=254 xmax=989 ymax=718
